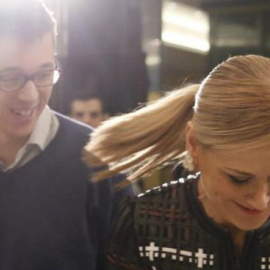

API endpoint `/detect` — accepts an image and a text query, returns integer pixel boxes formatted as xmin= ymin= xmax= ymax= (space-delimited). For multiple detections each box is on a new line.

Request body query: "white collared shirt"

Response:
xmin=0 ymin=106 xmax=59 ymax=171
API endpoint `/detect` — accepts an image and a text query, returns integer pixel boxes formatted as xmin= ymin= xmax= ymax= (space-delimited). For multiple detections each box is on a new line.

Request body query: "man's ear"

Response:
xmin=186 ymin=121 xmax=200 ymax=169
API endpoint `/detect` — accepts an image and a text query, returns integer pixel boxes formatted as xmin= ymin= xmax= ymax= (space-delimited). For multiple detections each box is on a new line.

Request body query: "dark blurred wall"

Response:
xmin=201 ymin=1 xmax=270 ymax=71
xmin=161 ymin=46 xmax=208 ymax=90
xmin=50 ymin=0 xmax=148 ymax=115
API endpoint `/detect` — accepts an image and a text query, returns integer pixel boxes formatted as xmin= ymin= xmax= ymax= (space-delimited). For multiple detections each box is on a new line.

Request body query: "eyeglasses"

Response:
xmin=0 ymin=68 xmax=61 ymax=92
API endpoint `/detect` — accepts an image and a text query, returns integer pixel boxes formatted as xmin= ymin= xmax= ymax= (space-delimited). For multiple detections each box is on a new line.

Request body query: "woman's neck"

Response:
xmin=197 ymin=178 xmax=246 ymax=258
xmin=230 ymin=229 xmax=246 ymax=258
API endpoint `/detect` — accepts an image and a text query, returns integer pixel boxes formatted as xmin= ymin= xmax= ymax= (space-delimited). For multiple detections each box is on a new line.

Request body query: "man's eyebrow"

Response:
xmin=39 ymin=62 xmax=55 ymax=69
xmin=0 ymin=67 xmax=21 ymax=74
xmin=0 ymin=62 xmax=55 ymax=75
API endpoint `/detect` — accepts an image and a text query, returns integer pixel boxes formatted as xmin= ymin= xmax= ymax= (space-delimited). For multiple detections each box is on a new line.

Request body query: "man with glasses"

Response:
xmin=0 ymin=1 xmax=131 ymax=269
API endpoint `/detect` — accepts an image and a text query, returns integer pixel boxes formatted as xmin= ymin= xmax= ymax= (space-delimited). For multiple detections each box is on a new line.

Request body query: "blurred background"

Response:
xmin=44 ymin=0 xmax=270 ymax=190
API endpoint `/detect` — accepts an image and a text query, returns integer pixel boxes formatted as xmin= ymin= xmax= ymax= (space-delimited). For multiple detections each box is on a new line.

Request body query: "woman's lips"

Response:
xmin=234 ymin=202 xmax=262 ymax=216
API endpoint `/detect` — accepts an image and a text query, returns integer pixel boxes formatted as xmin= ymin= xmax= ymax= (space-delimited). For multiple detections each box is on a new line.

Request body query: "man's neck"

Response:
xmin=0 ymin=134 xmax=28 ymax=167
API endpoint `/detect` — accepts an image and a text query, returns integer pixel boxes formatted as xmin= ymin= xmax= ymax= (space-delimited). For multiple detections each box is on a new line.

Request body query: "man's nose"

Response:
xmin=85 ymin=118 xmax=95 ymax=127
xmin=17 ymin=80 xmax=39 ymax=103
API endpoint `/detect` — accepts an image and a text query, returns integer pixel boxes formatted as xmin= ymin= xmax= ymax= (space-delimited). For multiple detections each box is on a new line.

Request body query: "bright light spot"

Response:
xmin=162 ymin=32 xmax=210 ymax=53
xmin=162 ymin=1 xmax=210 ymax=54
xmin=163 ymin=13 xmax=209 ymax=33
xmin=145 ymin=55 xmax=162 ymax=66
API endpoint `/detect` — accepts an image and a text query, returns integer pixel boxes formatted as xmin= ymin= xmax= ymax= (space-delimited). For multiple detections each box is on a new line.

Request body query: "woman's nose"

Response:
xmin=246 ymin=183 xmax=270 ymax=210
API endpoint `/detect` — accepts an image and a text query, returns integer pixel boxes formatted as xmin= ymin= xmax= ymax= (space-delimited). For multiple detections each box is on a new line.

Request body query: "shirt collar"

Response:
xmin=26 ymin=105 xmax=54 ymax=151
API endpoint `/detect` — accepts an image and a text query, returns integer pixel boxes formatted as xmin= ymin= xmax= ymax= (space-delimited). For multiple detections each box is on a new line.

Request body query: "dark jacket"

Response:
xmin=0 ymin=113 xmax=132 ymax=270
xmin=106 ymin=174 xmax=270 ymax=270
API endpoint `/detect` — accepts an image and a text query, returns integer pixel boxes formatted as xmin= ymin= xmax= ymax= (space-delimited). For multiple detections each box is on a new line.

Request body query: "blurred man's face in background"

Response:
xmin=71 ymin=98 xmax=105 ymax=128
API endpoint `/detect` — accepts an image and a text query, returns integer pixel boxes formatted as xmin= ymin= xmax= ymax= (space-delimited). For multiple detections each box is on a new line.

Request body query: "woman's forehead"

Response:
xmin=202 ymin=144 xmax=270 ymax=171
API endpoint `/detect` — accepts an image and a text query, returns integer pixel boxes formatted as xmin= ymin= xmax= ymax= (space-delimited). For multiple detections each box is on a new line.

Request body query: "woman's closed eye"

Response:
xmin=228 ymin=174 xmax=251 ymax=185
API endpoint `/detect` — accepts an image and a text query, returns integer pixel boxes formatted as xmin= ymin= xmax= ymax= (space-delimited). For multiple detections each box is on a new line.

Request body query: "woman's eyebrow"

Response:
xmin=223 ymin=167 xmax=254 ymax=176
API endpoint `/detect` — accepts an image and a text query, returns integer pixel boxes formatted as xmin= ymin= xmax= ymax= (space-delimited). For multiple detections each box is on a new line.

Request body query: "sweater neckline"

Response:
xmin=0 ymin=114 xmax=65 ymax=177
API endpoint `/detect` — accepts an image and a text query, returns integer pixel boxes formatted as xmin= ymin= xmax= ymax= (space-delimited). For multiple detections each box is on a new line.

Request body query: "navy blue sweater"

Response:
xmin=0 ymin=113 xmax=132 ymax=270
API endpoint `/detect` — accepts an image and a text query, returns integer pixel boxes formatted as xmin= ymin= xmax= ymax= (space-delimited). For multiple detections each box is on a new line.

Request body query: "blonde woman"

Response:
xmin=84 ymin=55 xmax=270 ymax=270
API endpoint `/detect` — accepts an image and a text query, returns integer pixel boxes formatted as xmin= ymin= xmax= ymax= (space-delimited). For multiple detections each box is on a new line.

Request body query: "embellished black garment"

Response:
xmin=106 ymin=174 xmax=270 ymax=270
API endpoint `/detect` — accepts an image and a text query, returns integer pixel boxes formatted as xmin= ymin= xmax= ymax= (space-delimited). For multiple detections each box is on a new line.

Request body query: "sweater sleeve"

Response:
xmin=89 ymin=175 xmax=134 ymax=270
xmin=105 ymin=198 xmax=147 ymax=270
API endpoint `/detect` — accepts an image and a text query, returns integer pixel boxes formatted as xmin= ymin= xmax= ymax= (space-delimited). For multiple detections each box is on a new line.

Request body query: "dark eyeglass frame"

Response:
xmin=0 ymin=66 xmax=62 ymax=92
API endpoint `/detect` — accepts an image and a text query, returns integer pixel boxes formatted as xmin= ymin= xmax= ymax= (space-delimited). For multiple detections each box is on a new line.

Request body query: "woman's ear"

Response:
xmin=186 ymin=121 xmax=200 ymax=170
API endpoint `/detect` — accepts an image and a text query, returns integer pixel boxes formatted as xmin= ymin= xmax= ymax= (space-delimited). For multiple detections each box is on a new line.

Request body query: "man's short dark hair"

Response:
xmin=0 ymin=0 xmax=56 ymax=41
xmin=73 ymin=93 xmax=103 ymax=103
xmin=69 ymin=93 xmax=105 ymax=115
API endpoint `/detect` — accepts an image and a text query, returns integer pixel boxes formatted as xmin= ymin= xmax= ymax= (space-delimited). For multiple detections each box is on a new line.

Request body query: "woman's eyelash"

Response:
xmin=228 ymin=175 xmax=250 ymax=185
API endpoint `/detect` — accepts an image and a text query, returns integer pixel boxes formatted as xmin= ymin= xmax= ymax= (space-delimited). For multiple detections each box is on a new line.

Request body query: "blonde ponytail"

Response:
xmin=83 ymin=84 xmax=199 ymax=182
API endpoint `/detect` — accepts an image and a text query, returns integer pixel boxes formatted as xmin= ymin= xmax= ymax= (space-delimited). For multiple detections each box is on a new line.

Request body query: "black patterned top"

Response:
xmin=106 ymin=174 xmax=270 ymax=270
